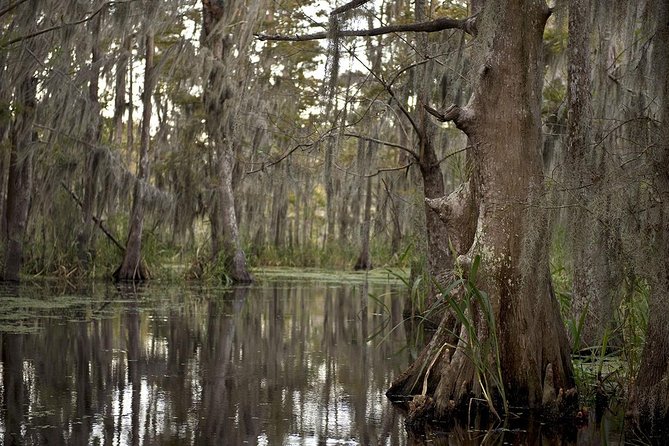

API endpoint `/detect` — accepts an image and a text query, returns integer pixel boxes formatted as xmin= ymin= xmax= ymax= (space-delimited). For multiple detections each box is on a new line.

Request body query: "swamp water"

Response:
xmin=0 ymin=271 xmax=630 ymax=445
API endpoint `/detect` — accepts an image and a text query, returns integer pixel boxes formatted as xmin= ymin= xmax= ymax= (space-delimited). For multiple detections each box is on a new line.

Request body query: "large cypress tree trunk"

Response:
xmin=3 ymin=76 xmax=36 ymax=282
xmin=388 ymin=0 xmax=576 ymax=422
xmin=202 ymin=0 xmax=252 ymax=283
xmin=114 ymin=30 xmax=155 ymax=281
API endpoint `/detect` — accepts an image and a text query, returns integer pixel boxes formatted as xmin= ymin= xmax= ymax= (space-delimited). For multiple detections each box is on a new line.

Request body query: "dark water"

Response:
xmin=0 ymin=277 xmax=409 ymax=445
xmin=0 ymin=276 xmax=630 ymax=445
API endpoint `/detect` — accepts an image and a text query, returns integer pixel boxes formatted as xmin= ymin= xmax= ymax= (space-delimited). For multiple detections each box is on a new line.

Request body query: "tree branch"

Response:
xmin=0 ymin=0 xmax=29 ymax=18
xmin=424 ymin=102 xmax=472 ymax=132
xmin=245 ymin=142 xmax=316 ymax=174
xmin=60 ymin=182 xmax=125 ymax=253
xmin=255 ymin=16 xmax=475 ymax=41
xmin=343 ymin=132 xmax=419 ymax=159
xmin=331 ymin=0 xmax=373 ymax=15
xmin=2 ymin=1 xmax=133 ymax=48
xmin=424 ymin=103 xmax=462 ymax=122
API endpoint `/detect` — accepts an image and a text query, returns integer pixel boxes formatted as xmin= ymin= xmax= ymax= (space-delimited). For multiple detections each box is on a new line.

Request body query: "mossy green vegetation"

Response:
xmin=254 ymin=266 xmax=408 ymax=285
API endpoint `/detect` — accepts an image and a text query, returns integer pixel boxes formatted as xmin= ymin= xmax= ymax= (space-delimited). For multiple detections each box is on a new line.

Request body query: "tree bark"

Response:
xmin=415 ymin=0 xmax=456 ymax=311
xmin=114 ymin=30 xmax=154 ymax=281
xmin=565 ymin=0 xmax=620 ymax=349
xmin=354 ymin=139 xmax=374 ymax=271
xmin=388 ymin=0 xmax=576 ymax=422
xmin=630 ymin=0 xmax=669 ymax=433
xmin=76 ymin=14 xmax=103 ymax=270
xmin=0 ymin=47 xmax=11 ymax=241
xmin=202 ymin=0 xmax=253 ymax=283
xmin=3 ymin=76 xmax=36 ymax=282
xmin=112 ymin=35 xmax=131 ymax=147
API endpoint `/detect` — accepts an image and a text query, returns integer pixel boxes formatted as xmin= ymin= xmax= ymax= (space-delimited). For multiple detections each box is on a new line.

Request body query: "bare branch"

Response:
xmin=424 ymin=103 xmax=462 ymax=122
xmin=60 ymin=182 xmax=125 ymax=253
xmin=343 ymin=132 xmax=419 ymax=159
xmin=331 ymin=0 xmax=373 ymax=15
xmin=435 ymin=146 xmax=470 ymax=166
xmin=2 ymin=1 xmax=134 ymax=48
xmin=367 ymin=162 xmax=414 ymax=178
xmin=255 ymin=16 xmax=475 ymax=42
xmin=334 ymin=160 xmax=414 ymax=178
xmin=0 ymin=0 xmax=29 ymax=18
xmin=245 ymin=142 xmax=316 ymax=174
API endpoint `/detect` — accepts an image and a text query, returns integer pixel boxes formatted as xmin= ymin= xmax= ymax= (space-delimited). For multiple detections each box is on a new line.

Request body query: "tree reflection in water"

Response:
xmin=0 ymin=280 xmax=408 ymax=445
xmin=0 ymin=280 xmax=626 ymax=445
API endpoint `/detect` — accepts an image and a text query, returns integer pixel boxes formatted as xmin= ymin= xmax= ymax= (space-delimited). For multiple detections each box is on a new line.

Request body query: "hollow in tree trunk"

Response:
xmin=388 ymin=0 xmax=576 ymax=423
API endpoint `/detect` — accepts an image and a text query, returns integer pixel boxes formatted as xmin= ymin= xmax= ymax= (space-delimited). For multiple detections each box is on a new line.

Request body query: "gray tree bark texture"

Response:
xmin=3 ymin=76 xmax=36 ymax=282
xmin=76 ymin=14 xmax=102 ymax=270
xmin=388 ymin=0 xmax=576 ymax=422
xmin=630 ymin=0 xmax=669 ymax=433
xmin=202 ymin=0 xmax=253 ymax=283
xmin=114 ymin=30 xmax=154 ymax=281
xmin=566 ymin=0 xmax=623 ymax=350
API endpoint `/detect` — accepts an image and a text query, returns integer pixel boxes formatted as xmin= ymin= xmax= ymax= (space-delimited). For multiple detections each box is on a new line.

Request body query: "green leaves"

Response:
xmin=439 ymin=254 xmax=508 ymax=419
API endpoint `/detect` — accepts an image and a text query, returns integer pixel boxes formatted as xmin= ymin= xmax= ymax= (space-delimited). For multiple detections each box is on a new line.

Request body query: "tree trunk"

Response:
xmin=388 ymin=0 xmax=576 ymax=422
xmin=113 ymin=36 xmax=131 ymax=147
xmin=114 ymin=30 xmax=155 ymax=281
xmin=76 ymin=15 xmax=103 ymax=270
xmin=0 ymin=48 xmax=11 ymax=241
xmin=565 ymin=0 xmax=621 ymax=349
xmin=354 ymin=139 xmax=374 ymax=271
xmin=415 ymin=0 xmax=455 ymax=303
xmin=3 ymin=76 xmax=36 ymax=282
xmin=630 ymin=0 xmax=669 ymax=433
xmin=202 ymin=0 xmax=253 ymax=283
xmin=271 ymin=165 xmax=287 ymax=249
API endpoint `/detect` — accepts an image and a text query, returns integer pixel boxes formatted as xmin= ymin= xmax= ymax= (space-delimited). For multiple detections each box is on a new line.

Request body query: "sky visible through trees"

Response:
xmin=1 ymin=0 xmax=668 ymax=440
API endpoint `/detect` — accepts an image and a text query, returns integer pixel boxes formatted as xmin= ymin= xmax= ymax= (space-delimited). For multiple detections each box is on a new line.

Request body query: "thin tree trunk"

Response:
xmin=113 ymin=36 xmax=131 ymax=147
xmin=114 ymin=30 xmax=155 ymax=281
xmin=3 ymin=76 xmax=36 ymax=282
xmin=415 ymin=0 xmax=455 ymax=299
xmin=271 ymin=165 xmax=287 ymax=249
xmin=0 ymin=48 xmax=11 ymax=241
xmin=126 ymin=48 xmax=134 ymax=167
xmin=77 ymin=15 xmax=103 ymax=270
xmin=354 ymin=139 xmax=374 ymax=270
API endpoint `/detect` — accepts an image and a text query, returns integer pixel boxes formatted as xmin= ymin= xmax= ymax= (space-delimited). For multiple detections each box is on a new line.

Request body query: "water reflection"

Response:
xmin=0 ymin=279 xmax=629 ymax=445
xmin=0 ymin=280 xmax=408 ymax=445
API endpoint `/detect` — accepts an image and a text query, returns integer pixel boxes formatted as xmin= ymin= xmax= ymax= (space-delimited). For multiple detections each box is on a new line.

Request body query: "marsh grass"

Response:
xmin=439 ymin=255 xmax=508 ymax=419
xmin=549 ymin=228 xmax=650 ymax=410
